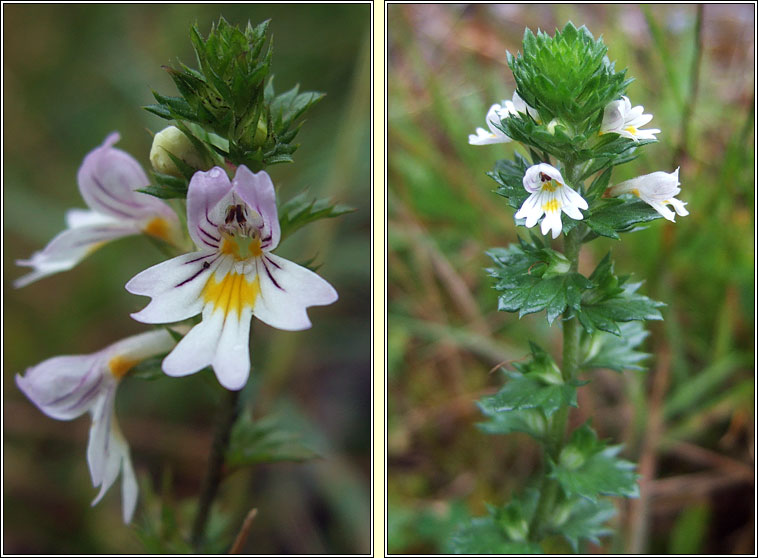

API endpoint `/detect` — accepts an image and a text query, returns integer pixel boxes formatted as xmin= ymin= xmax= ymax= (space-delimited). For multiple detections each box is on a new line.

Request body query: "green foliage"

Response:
xmin=487 ymin=238 xmax=593 ymax=324
xmin=488 ymin=153 xmax=532 ymax=210
xmin=549 ymin=424 xmax=639 ymax=501
xmin=508 ymin=22 xmax=631 ymax=135
xmin=576 ymin=254 xmax=664 ymax=335
xmin=582 ymin=198 xmax=663 ymax=240
xmin=278 ymin=191 xmax=355 ymax=243
xmin=448 ymin=491 xmax=544 ymax=554
xmin=551 ymin=497 xmax=615 ymax=551
xmin=478 ymin=342 xmax=580 ymax=420
xmin=226 ymin=411 xmax=320 ymax=467
xmin=146 ymin=17 xmax=323 ymax=172
xmin=581 ymin=321 xmax=650 ymax=372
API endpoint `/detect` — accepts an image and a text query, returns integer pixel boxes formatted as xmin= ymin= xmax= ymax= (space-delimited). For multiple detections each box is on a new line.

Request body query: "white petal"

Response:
xmin=468 ymin=128 xmax=510 ymax=145
xmin=15 ymin=221 xmax=139 ymax=288
xmin=546 ymin=210 xmax=564 ymax=239
xmin=668 ymin=198 xmax=689 ymax=217
xmin=648 ymin=201 xmax=676 ymax=222
xmin=162 ymin=309 xmax=225 ymax=377
xmin=16 ymin=354 xmax=105 ymax=420
xmin=523 ymin=163 xmax=564 ymax=193
xmin=126 ymin=251 xmax=217 ymax=324
xmin=252 ymin=254 xmax=338 ymax=331
xmin=212 ymin=306 xmax=253 ymax=390
xmin=563 ymin=185 xmax=589 ymax=210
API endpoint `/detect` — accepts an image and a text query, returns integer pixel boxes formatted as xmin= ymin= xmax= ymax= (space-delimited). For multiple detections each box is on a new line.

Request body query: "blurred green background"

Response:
xmin=388 ymin=4 xmax=753 ymax=555
xmin=3 ymin=4 xmax=370 ymax=554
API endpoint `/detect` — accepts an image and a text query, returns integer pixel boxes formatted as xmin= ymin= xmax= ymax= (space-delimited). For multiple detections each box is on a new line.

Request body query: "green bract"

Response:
xmin=146 ymin=17 xmax=323 ymax=172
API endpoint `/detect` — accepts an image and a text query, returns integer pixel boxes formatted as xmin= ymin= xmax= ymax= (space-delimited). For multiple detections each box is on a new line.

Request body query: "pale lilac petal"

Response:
xmin=212 ymin=307 xmax=253 ymax=391
xmin=90 ymin=415 xmax=124 ymax=507
xmin=16 ymin=354 xmax=105 ymax=420
xmin=186 ymin=167 xmax=232 ymax=251
xmin=523 ymin=163 xmax=565 ymax=193
xmin=162 ymin=309 xmax=225 ymax=377
xmin=233 ymin=166 xmax=281 ymax=252
xmin=252 ymin=254 xmax=338 ymax=331
xmin=126 ymin=252 xmax=218 ymax=323
xmin=120 ymin=443 xmax=139 ymax=523
xmin=78 ymin=132 xmax=173 ymax=221
xmin=563 ymin=185 xmax=589 ymax=211
xmin=14 ymin=220 xmax=139 ymax=288
xmin=87 ymin=388 xmax=116 ymax=487
xmin=104 ymin=329 xmax=176 ymax=364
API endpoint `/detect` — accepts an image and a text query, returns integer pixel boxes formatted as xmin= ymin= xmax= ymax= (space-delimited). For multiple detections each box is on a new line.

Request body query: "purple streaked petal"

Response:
xmin=232 ymin=166 xmax=281 ymax=251
xmin=15 ymin=354 xmax=104 ymax=420
xmin=187 ymin=167 xmax=232 ymax=250
xmin=78 ymin=132 xmax=174 ymax=221
xmin=252 ymin=253 xmax=338 ymax=331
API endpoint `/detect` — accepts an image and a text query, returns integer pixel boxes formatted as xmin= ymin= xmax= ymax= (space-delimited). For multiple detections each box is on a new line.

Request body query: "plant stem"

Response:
xmin=529 ymin=226 xmax=583 ymax=542
xmin=191 ymin=388 xmax=241 ymax=551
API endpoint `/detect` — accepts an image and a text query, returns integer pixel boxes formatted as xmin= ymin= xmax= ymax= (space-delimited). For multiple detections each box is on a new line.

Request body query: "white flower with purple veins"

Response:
xmin=608 ymin=168 xmax=689 ymax=222
xmin=468 ymin=92 xmax=540 ymax=146
xmin=15 ymin=330 xmax=175 ymax=523
xmin=515 ymin=163 xmax=588 ymax=239
xmin=14 ymin=132 xmax=182 ymax=288
xmin=126 ymin=166 xmax=338 ymax=391
xmin=600 ymin=96 xmax=661 ymax=141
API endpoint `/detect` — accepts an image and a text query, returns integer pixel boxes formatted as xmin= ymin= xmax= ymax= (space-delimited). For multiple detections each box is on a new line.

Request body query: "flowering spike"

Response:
xmin=607 ymin=168 xmax=688 ymax=222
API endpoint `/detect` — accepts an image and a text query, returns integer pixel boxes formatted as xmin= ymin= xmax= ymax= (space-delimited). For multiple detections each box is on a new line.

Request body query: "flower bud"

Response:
xmin=150 ymin=126 xmax=205 ymax=177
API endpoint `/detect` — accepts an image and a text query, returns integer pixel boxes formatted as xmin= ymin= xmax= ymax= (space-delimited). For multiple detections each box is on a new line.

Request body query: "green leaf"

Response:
xmin=226 ymin=412 xmax=320 ymax=467
xmin=488 ymin=153 xmax=531 ymax=210
xmin=481 ymin=374 xmax=579 ymax=419
xmin=487 ymin=239 xmax=593 ymax=324
xmin=448 ymin=516 xmax=543 ymax=554
xmin=552 ymin=497 xmax=615 ymax=551
xmin=575 ymin=254 xmax=664 ymax=335
xmin=476 ymin=405 xmax=547 ymax=441
xmin=581 ymin=321 xmax=650 ymax=372
xmin=584 ymin=199 xmax=663 ymax=240
xmin=278 ymin=191 xmax=355 ymax=242
xmin=550 ymin=424 xmax=639 ymax=501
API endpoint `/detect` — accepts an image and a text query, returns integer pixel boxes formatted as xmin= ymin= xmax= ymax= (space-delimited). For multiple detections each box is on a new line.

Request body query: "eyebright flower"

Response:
xmin=514 ymin=163 xmax=588 ymax=239
xmin=15 ymin=329 xmax=176 ymax=523
xmin=607 ymin=168 xmax=689 ymax=222
xmin=600 ymin=96 xmax=661 ymax=141
xmin=14 ymin=132 xmax=182 ymax=288
xmin=126 ymin=166 xmax=338 ymax=391
xmin=468 ymin=92 xmax=538 ymax=145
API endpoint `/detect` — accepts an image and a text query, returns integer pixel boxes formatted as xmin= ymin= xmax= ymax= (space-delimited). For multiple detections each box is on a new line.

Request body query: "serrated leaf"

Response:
xmin=584 ymin=199 xmax=663 ymax=239
xmin=476 ymin=406 xmax=548 ymax=441
xmin=278 ymin=191 xmax=354 ymax=242
xmin=226 ymin=412 xmax=320 ymax=467
xmin=448 ymin=516 xmax=543 ymax=554
xmin=480 ymin=370 xmax=579 ymax=419
xmin=581 ymin=321 xmax=650 ymax=372
xmin=552 ymin=497 xmax=616 ymax=551
xmin=550 ymin=424 xmax=639 ymax=501
xmin=488 ymin=154 xmax=531 ymax=210
xmin=487 ymin=240 xmax=593 ymax=324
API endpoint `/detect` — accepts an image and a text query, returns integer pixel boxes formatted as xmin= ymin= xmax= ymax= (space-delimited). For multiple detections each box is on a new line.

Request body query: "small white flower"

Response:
xmin=600 ymin=96 xmax=660 ymax=141
xmin=126 ymin=166 xmax=338 ymax=391
xmin=468 ymin=92 xmax=538 ymax=145
xmin=607 ymin=168 xmax=689 ymax=222
xmin=14 ymin=133 xmax=183 ymax=288
xmin=15 ymin=330 xmax=176 ymax=523
xmin=514 ymin=164 xmax=588 ymax=239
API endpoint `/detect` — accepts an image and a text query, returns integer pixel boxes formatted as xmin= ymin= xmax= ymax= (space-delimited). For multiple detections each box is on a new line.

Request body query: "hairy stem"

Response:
xmin=529 ymin=226 xmax=583 ymax=542
xmin=191 ymin=388 xmax=241 ymax=550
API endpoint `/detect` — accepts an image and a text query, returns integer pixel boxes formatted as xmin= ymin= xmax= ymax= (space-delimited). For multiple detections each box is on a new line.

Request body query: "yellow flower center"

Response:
xmin=624 ymin=125 xmax=638 ymax=135
xmin=220 ymin=236 xmax=263 ymax=260
xmin=108 ymin=355 xmax=140 ymax=380
xmin=542 ymin=199 xmax=560 ymax=213
xmin=542 ymin=180 xmax=559 ymax=192
xmin=631 ymin=188 xmax=641 ymax=197
xmin=143 ymin=217 xmax=171 ymax=241
xmin=203 ymin=271 xmax=261 ymax=317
